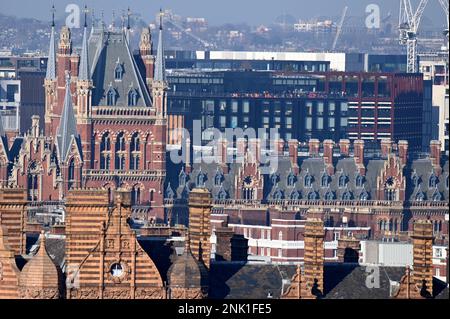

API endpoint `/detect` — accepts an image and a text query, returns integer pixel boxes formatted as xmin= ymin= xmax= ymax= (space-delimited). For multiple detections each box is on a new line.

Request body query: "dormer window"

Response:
xmin=411 ymin=174 xmax=419 ymax=188
xmin=415 ymin=192 xmax=426 ymax=201
xmin=432 ymin=191 xmax=442 ymax=201
xmin=321 ymin=174 xmax=330 ymax=188
xmin=270 ymin=174 xmax=279 ymax=185
xmin=429 ymin=174 xmax=438 ymax=188
xmin=360 ymin=191 xmax=369 ymax=201
xmin=356 ymin=174 xmax=364 ymax=188
xmin=114 ymin=63 xmax=124 ymax=80
xmin=197 ymin=172 xmax=206 ymax=187
xmin=308 ymin=191 xmax=317 ymax=200
xmin=179 ymin=169 xmax=187 ymax=187
xmin=325 ymin=191 xmax=334 ymax=200
xmin=107 ymin=87 xmax=117 ymax=106
xmin=290 ymin=190 xmax=300 ymax=200
xmin=128 ymin=89 xmax=138 ymax=106
xmin=273 ymin=189 xmax=284 ymax=200
xmin=217 ymin=188 xmax=227 ymax=200
xmin=339 ymin=175 xmax=348 ymax=188
xmin=287 ymin=173 xmax=296 ymax=187
xmin=342 ymin=191 xmax=352 ymax=200
xmin=304 ymin=174 xmax=313 ymax=188
xmin=214 ymin=171 xmax=223 ymax=186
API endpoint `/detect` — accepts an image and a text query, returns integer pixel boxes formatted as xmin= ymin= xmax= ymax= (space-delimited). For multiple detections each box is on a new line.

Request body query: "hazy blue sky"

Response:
xmin=1 ymin=0 xmax=446 ymax=26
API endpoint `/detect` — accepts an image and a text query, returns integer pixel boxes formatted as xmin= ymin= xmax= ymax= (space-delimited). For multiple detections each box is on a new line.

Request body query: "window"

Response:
xmin=214 ymin=172 xmax=223 ymax=186
xmin=287 ymin=173 xmax=296 ymax=187
xmin=6 ymin=84 xmax=18 ymax=102
xmin=304 ymin=174 xmax=313 ymax=188
xmin=231 ymin=100 xmax=238 ymax=113
xmin=273 ymin=189 xmax=283 ymax=200
xmin=290 ymin=190 xmax=300 ymax=200
xmin=429 ymin=174 xmax=438 ymax=188
xmin=342 ymin=191 xmax=352 ymax=200
xmin=321 ymin=174 xmax=330 ymax=187
xmin=110 ymin=263 xmax=124 ymax=277
xmin=308 ymin=191 xmax=317 ymax=200
xmin=243 ymin=101 xmax=250 ymax=113
xmin=435 ymin=248 xmax=443 ymax=258
xmin=271 ymin=174 xmax=279 ymax=185
xmin=100 ymin=133 xmax=111 ymax=169
xmin=179 ymin=170 xmax=187 ymax=186
xmin=114 ymin=63 xmax=124 ymax=80
xmin=415 ymin=192 xmax=425 ymax=201
xmin=360 ymin=191 xmax=369 ymax=200
xmin=217 ymin=189 xmax=227 ymax=200
xmin=339 ymin=175 xmax=348 ymax=188
xmin=131 ymin=186 xmax=141 ymax=205
xmin=107 ymin=88 xmax=117 ymax=106
xmin=68 ymin=158 xmax=75 ymax=189
xmin=130 ymin=133 xmax=141 ymax=170
xmin=333 ymin=232 xmax=340 ymax=241
xmin=197 ymin=173 xmax=206 ymax=187
xmin=356 ymin=175 xmax=364 ymax=188
xmin=325 ymin=191 xmax=334 ymax=200
xmin=115 ymin=132 xmax=126 ymax=170
xmin=128 ymin=89 xmax=138 ymax=106
xmin=432 ymin=191 xmax=442 ymax=201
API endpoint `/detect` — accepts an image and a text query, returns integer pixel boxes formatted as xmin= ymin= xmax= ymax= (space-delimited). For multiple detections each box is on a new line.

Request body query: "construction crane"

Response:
xmin=437 ymin=0 xmax=449 ymax=50
xmin=331 ymin=6 xmax=348 ymax=51
xmin=162 ymin=10 xmax=214 ymax=49
xmin=398 ymin=0 xmax=429 ymax=73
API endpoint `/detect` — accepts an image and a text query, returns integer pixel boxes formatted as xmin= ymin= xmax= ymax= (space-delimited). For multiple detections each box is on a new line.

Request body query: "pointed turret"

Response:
xmin=78 ymin=6 xmax=90 ymax=81
xmin=56 ymin=74 xmax=78 ymax=163
xmin=45 ymin=5 xmax=57 ymax=80
xmin=154 ymin=9 xmax=166 ymax=83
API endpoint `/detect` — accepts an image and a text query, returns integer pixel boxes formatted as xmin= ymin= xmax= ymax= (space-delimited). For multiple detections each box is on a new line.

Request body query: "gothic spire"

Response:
xmin=78 ymin=5 xmax=90 ymax=81
xmin=154 ymin=9 xmax=166 ymax=82
xmin=56 ymin=74 xmax=78 ymax=162
xmin=45 ymin=5 xmax=57 ymax=80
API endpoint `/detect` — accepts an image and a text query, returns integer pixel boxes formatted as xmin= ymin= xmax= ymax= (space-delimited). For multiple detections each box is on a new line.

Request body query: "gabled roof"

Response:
xmin=89 ymin=29 xmax=152 ymax=107
xmin=56 ymin=75 xmax=79 ymax=163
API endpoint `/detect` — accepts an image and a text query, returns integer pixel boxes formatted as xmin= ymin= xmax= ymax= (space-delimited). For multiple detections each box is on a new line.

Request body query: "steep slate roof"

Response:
xmin=154 ymin=12 xmax=166 ymax=83
xmin=78 ymin=24 xmax=90 ymax=81
xmin=56 ymin=75 xmax=79 ymax=163
xmin=45 ymin=24 xmax=56 ymax=80
xmin=88 ymin=29 xmax=151 ymax=107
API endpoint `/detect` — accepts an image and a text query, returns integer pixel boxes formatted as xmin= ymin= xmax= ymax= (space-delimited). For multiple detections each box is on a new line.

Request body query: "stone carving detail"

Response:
xmin=134 ymin=288 xmax=165 ymax=299
xmin=19 ymin=288 xmax=59 ymax=299
xmin=103 ymin=289 xmax=131 ymax=299
xmin=69 ymin=288 xmax=99 ymax=299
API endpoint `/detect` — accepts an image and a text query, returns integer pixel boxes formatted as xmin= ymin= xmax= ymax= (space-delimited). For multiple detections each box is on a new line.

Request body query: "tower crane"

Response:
xmin=437 ymin=0 xmax=449 ymax=50
xmin=331 ymin=6 xmax=348 ymax=51
xmin=398 ymin=0 xmax=429 ymax=73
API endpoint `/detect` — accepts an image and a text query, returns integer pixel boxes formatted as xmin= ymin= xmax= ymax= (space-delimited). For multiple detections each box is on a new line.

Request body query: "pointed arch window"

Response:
xmin=68 ymin=158 xmax=75 ymax=189
xmin=214 ymin=172 xmax=223 ymax=186
xmin=270 ymin=174 xmax=279 ymax=185
xmin=360 ymin=191 xmax=369 ymax=201
xmin=432 ymin=191 xmax=442 ymax=201
xmin=307 ymin=191 xmax=318 ymax=200
xmin=273 ymin=189 xmax=284 ymax=200
xmin=128 ymin=89 xmax=138 ymax=106
xmin=107 ymin=87 xmax=117 ymax=106
xmin=415 ymin=192 xmax=426 ymax=201
xmin=179 ymin=170 xmax=187 ymax=187
xmin=287 ymin=173 xmax=296 ymax=187
xmin=217 ymin=189 xmax=227 ymax=200
xmin=356 ymin=174 xmax=364 ymax=188
xmin=114 ymin=63 xmax=124 ymax=80
xmin=100 ymin=133 xmax=111 ymax=170
xmin=290 ymin=190 xmax=301 ymax=200
xmin=304 ymin=174 xmax=313 ymax=188
xmin=325 ymin=191 xmax=334 ymax=200
xmin=130 ymin=132 xmax=141 ymax=170
xmin=411 ymin=174 xmax=419 ymax=188
xmin=342 ymin=191 xmax=352 ymax=200
xmin=165 ymin=184 xmax=175 ymax=200
xmin=197 ymin=172 xmax=206 ymax=187
xmin=115 ymin=132 xmax=126 ymax=170
xmin=338 ymin=175 xmax=348 ymax=188
xmin=429 ymin=174 xmax=438 ymax=188
xmin=321 ymin=174 xmax=330 ymax=188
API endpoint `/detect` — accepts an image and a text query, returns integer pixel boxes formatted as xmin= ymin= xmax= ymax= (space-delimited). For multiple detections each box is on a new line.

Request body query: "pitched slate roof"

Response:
xmin=78 ymin=25 xmax=90 ymax=81
xmin=154 ymin=13 xmax=166 ymax=83
xmin=45 ymin=25 xmax=57 ymax=80
xmin=88 ymin=29 xmax=151 ymax=107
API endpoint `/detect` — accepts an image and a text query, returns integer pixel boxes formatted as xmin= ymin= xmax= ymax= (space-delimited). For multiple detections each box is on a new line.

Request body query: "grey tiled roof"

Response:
xmin=89 ymin=29 xmax=151 ymax=107
xmin=78 ymin=26 xmax=90 ymax=81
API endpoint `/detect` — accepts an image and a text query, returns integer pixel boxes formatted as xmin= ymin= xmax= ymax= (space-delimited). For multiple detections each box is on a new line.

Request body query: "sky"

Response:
xmin=0 ymin=0 xmax=446 ymax=26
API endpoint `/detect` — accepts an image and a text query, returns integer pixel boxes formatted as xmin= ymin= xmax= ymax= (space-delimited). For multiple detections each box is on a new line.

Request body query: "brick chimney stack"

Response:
xmin=274 ymin=138 xmax=284 ymax=156
xmin=398 ymin=140 xmax=409 ymax=167
xmin=288 ymin=139 xmax=299 ymax=174
xmin=339 ymin=139 xmax=350 ymax=157
xmin=308 ymin=139 xmax=320 ymax=157
xmin=303 ymin=218 xmax=325 ymax=299
xmin=353 ymin=139 xmax=365 ymax=175
xmin=411 ymin=220 xmax=434 ymax=297
xmin=381 ymin=138 xmax=392 ymax=158
xmin=185 ymin=137 xmax=191 ymax=173
xmin=429 ymin=140 xmax=442 ymax=175
xmin=323 ymin=140 xmax=334 ymax=175
xmin=237 ymin=138 xmax=247 ymax=160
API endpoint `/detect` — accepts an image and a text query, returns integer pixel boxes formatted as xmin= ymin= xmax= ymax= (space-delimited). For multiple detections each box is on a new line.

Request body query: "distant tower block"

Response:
xmin=303 ymin=218 xmax=325 ymax=298
xmin=188 ymin=188 xmax=212 ymax=269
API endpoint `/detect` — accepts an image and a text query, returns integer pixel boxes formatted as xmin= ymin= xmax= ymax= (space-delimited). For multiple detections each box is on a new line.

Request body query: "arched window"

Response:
xmin=308 ymin=191 xmax=317 ymax=200
xmin=278 ymin=231 xmax=283 ymax=241
xmin=287 ymin=173 xmax=296 ymax=187
xmin=273 ymin=189 xmax=283 ymax=200
xmin=130 ymin=133 xmax=141 ymax=170
xmin=128 ymin=89 xmax=138 ymax=106
xmin=290 ymin=190 xmax=300 ymax=200
xmin=325 ymin=191 xmax=334 ymax=200
xmin=432 ymin=191 xmax=442 ymax=201
xmin=114 ymin=63 xmax=124 ymax=80
xmin=27 ymin=173 xmax=38 ymax=201
xmin=100 ymin=133 xmax=111 ymax=170
xmin=304 ymin=174 xmax=313 ymax=188
xmin=411 ymin=174 xmax=419 ymax=188
xmin=197 ymin=172 xmax=206 ymax=187
xmin=217 ymin=189 xmax=227 ymax=200
xmin=149 ymin=190 xmax=154 ymax=202
xmin=360 ymin=191 xmax=369 ymax=201
xmin=179 ymin=169 xmax=187 ymax=187
xmin=131 ymin=186 xmax=141 ymax=205
xmin=68 ymin=158 xmax=75 ymax=189
xmin=429 ymin=174 xmax=438 ymax=188
xmin=384 ymin=177 xmax=397 ymax=201
xmin=415 ymin=192 xmax=425 ymax=201
xmin=214 ymin=172 xmax=223 ymax=186
xmin=115 ymin=132 xmax=126 ymax=170
xmin=321 ymin=174 xmax=330 ymax=188
xmin=356 ymin=175 xmax=364 ymax=188
xmin=339 ymin=175 xmax=348 ymax=188
xmin=107 ymin=87 xmax=117 ymax=106
xmin=342 ymin=191 xmax=352 ymax=200
xmin=271 ymin=174 xmax=279 ymax=185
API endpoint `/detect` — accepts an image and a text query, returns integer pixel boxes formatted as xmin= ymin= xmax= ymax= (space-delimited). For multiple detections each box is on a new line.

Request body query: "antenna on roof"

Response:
xmin=159 ymin=8 xmax=163 ymax=30
xmin=127 ymin=7 xmax=131 ymax=30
